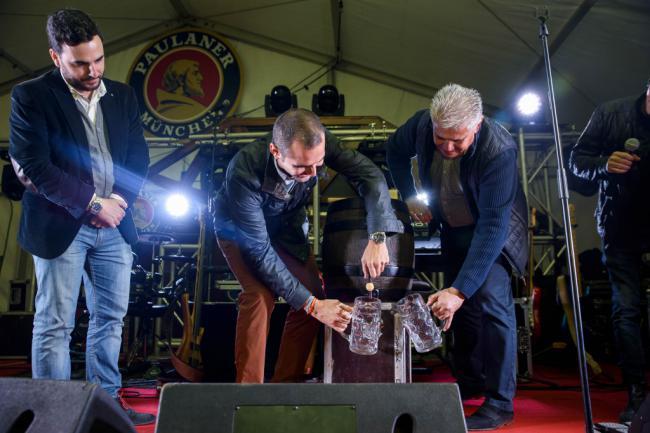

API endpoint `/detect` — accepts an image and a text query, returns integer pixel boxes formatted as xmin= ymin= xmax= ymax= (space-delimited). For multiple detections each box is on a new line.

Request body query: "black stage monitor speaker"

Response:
xmin=156 ymin=383 xmax=466 ymax=433
xmin=0 ymin=378 xmax=135 ymax=433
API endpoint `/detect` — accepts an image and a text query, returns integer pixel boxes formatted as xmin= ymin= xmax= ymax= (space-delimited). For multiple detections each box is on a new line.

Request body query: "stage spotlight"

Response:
xmin=312 ymin=84 xmax=345 ymax=116
xmin=517 ymin=92 xmax=542 ymax=117
xmin=416 ymin=192 xmax=430 ymax=206
xmin=165 ymin=193 xmax=190 ymax=218
xmin=264 ymin=85 xmax=297 ymax=117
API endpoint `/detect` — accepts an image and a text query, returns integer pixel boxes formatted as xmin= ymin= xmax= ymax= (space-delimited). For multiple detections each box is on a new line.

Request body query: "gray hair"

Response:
xmin=429 ymin=83 xmax=483 ymax=130
xmin=272 ymin=108 xmax=325 ymax=155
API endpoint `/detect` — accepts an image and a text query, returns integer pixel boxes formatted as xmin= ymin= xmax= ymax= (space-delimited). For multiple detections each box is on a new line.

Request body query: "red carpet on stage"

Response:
xmin=0 ymin=360 xmax=633 ymax=432
xmin=420 ymin=363 xmax=628 ymax=432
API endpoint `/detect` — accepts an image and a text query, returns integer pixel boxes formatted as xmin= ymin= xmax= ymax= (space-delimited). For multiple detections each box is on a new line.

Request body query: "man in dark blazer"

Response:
xmin=9 ymin=9 xmax=152 ymax=425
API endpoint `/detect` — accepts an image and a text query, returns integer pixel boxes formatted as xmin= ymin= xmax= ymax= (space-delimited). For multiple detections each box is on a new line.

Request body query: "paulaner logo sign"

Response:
xmin=128 ymin=28 xmax=242 ymax=138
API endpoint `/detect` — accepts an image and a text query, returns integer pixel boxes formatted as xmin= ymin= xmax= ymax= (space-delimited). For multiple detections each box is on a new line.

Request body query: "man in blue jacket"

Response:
xmin=387 ymin=84 xmax=528 ymax=430
xmin=213 ymin=108 xmax=404 ymax=383
xmin=9 ymin=9 xmax=152 ymax=425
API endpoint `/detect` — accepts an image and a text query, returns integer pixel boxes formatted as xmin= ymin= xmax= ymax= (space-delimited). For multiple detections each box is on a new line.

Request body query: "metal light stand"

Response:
xmin=537 ymin=13 xmax=594 ymax=433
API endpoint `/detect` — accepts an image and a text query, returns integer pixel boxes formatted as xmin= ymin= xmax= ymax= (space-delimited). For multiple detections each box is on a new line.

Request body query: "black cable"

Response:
xmin=517 ymin=383 xmax=626 ymax=392
xmin=234 ymin=61 xmax=336 ymax=118
xmin=0 ymin=12 xmax=162 ymax=22
xmin=333 ymin=0 xmax=343 ymax=63
xmin=120 ymin=385 xmax=159 ymax=395
xmin=0 ymin=361 xmax=30 ymax=369
xmin=0 ymin=200 xmax=13 ymax=276
xmin=289 ymin=59 xmax=337 ymax=93
xmin=205 ymin=0 xmax=310 ymax=19
xmin=292 ymin=66 xmax=336 ymax=93
xmin=232 ymin=103 xmax=266 ymax=118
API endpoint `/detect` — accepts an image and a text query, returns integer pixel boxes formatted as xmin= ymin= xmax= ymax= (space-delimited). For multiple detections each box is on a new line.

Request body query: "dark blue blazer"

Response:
xmin=9 ymin=69 xmax=150 ymax=259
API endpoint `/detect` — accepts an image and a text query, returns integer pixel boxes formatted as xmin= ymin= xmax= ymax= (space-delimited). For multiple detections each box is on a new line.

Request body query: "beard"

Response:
xmin=62 ymin=69 xmax=102 ymax=93
xmin=185 ymin=83 xmax=205 ymax=98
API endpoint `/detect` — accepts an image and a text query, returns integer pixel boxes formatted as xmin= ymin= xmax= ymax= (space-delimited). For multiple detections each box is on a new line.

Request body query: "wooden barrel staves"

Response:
xmin=322 ymin=197 xmax=414 ymax=302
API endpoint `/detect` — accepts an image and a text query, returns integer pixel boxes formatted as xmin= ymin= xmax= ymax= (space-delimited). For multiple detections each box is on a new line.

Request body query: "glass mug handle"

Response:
xmin=423 ymin=298 xmax=446 ymax=330
xmin=336 ymin=317 xmax=382 ymax=343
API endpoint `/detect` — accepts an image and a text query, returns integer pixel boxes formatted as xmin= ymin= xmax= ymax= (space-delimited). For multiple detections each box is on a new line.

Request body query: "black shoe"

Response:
xmin=465 ymin=404 xmax=514 ymax=431
xmin=114 ymin=397 xmax=156 ymax=426
xmin=619 ymin=384 xmax=646 ymax=423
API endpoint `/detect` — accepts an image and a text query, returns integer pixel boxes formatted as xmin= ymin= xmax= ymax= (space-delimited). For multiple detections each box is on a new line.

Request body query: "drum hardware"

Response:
xmin=125 ymin=302 xmax=168 ymax=369
xmin=159 ymin=254 xmax=195 ymax=263
xmin=138 ymin=232 xmax=176 ymax=245
xmin=130 ymin=265 xmax=163 ymax=299
xmin=137 ymin=231 xmax=176 ymax=275
xmin=125 ymin=252 xmax=187 ymax=374
xmin=124 ymin=242 xmax=199 ymax=376
xmin=125 ymin=264 xmax=168 ymax=373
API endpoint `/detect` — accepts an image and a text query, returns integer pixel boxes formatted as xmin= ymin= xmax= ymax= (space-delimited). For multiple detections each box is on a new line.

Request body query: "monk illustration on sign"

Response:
xmin=155 ymin=59 xmax=207 ymax=120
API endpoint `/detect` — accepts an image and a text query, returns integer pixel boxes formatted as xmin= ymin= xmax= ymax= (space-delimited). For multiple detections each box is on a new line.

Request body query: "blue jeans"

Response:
xmin=32 ymin=225 xmax=132 ymax=397
xmin=602 ymin=243 xmax=646 ymax=385
xmin=446 ymin=257 xmax=517 ymax=412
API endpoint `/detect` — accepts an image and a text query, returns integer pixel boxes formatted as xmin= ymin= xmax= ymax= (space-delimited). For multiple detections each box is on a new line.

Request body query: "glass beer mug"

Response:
xmin=340 ymin=296 xmax=382 ymax=355
xmin=396 ymin=293 xmax=442 ymax=353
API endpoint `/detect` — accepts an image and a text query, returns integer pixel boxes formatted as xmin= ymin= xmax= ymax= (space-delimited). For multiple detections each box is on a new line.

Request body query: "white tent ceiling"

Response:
xmin=1 ymin=0 xmax=649 ymax=126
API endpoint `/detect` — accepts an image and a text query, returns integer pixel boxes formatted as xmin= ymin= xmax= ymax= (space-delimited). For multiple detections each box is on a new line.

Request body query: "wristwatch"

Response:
xmin=369 ymin=231 xmax=386 ymax=244
xmin=88 ymin=197 xmax=103 ymax=215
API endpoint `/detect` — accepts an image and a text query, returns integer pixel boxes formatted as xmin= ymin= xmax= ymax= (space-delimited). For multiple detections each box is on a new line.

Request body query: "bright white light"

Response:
xmin=165 ymin=194 xmax=189 ymax=217
xmin=416 ymin=192 xmax=430 ymax=205
xmin=517 ymin=92 xmax=542 ymax=116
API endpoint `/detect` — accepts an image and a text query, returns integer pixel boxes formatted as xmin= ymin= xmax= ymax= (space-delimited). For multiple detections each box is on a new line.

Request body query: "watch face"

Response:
xmin=371 ymin=232 xmax=386 ymax=243
xmin=91 ymin=201 xmax=102 ymax=214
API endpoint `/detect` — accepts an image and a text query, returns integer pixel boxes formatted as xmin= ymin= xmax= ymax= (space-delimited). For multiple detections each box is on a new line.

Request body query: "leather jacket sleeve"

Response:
xmin=226 ymin=173 xmax=313 ymax=310
xmin=569 ymin=106 xmax=611 ymax=183
xmin=325 ymin=130 xmax=404 ymax=234
xmin=386 ymin=112 xmax=421 ymax=201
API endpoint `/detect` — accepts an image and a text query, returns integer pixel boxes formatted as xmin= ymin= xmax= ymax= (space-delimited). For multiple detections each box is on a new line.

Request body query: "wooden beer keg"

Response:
xmin=322 ymin=197 xmax=414 ymax=302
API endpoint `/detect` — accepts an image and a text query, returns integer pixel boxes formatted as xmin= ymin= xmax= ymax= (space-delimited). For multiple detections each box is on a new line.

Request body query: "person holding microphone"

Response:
xmin=569 ymin=78 xmax=650 ymax=423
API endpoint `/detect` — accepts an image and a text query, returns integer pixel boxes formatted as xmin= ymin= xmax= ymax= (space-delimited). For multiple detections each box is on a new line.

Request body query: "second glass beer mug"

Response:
xmin=341 ymin=296 xmax=382 ymax=355
xmin=396 ymin=293 xmax=442 ymax=353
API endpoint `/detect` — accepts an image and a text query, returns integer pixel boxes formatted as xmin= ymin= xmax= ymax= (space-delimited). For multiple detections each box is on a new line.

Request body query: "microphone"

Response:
xmin=625 ymin=137 xmax=640 ymax=153
xmin=623 ymin=138 xmax=641 ymax=183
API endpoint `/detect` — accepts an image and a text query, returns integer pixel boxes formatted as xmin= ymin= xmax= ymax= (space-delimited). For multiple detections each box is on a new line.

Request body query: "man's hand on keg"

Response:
xmin=361 ymin=240 xmax=389 ymax=279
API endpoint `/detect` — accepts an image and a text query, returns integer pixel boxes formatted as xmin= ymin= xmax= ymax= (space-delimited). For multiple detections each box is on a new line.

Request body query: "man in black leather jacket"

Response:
xmin=212 ymin=108 xmax=404 ymax=383
xmin=569 ymin=80 xmax=650 ymax=423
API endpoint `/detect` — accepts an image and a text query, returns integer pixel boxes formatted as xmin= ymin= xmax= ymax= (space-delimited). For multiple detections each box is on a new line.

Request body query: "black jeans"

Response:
xmin=602 ymin=242 xmax=648 ymax=385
